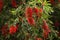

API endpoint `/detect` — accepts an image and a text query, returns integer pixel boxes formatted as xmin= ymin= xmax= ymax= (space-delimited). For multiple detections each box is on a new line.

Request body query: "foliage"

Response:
xmin=0 ymin=0 xmax=58 ymax=40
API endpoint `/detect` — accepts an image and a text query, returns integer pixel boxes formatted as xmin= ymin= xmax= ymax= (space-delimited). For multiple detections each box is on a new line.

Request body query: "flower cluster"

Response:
xmin=25 ymin=7 xmax=43 ymax=25
xmin=9 ymin=25 xmax=18 ymax=35
xmin=1 ymin=24 xmax=19 ymax=36
xmin=42 ymin=19 xmax=50 ymax=39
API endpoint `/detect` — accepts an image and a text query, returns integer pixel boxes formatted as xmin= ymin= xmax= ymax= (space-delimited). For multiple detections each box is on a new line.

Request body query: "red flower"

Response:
xmin=43 ymin=30 xmax=49 ymax=39
xmin=0 ymin=0 xmax=3 ymax=12
xmin=39 ymin=8 xmax=43 ymax=13
xmin=34 ymin=7 xmax=39 ymax=14
xmin=42 ymin=19 xmax=50 ymax=33
xmin=9 ymin=25 xmax=17 ymax=35
xmin=11 ymin=0 xmax=17 ymax=8
xmin=33 ymin=7 xmax=40 ymax=17
xmin=25 ymin=7 xmax=33 ymax=18
xmin=1 ymin=24 xmax=8 ymax=36
xmin=27 ymin=17 xmax=35 ymax=25
xmin=54 ymin=21 xmax=60 ymax=27
xmin=36 ymin=38 xmax=42 ymax=40
xmin=42 ymin=19 xmax=50 ymax=39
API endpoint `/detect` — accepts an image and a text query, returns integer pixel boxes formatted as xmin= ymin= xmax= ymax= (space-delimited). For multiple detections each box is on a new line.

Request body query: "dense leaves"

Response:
xmin=0 ymin=0 xmax=59 ymax=40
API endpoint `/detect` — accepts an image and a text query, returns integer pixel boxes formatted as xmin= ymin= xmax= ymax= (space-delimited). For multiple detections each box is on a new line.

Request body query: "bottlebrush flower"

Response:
xmin=42 ymin=19 xmax=50 ymax=39
xmin=9 ymin=25 xmax=17 ymax=35
xmin=0 ymin=0 xmax=3 ymax=12
xmin=27 ymin=17 xmax=35 ymax=25
xmin=33 ymin=7 xmax=40 ymax=17
xmin=33 ymin=7 xmax=39 ymax=14
xmin=11 ymin=0 xmax=17 ymax=8
xmin=25 ymin=7 xmax=33 ymax=18
xmin=43 ymin=30 xmax=49 ymax=39
xmin=1 ymin=24 xmax=8 ymax=36
xmin=42 ymin=19 xmax=50 ymax=33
